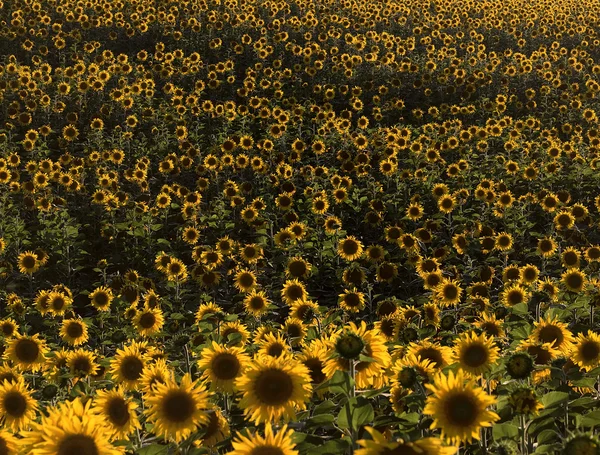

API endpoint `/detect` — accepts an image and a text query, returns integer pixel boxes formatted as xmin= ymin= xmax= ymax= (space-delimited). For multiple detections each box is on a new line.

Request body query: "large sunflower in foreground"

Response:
xmin=0 ymin=429 xmax=17 ymax=455
xmin=228 ymin=423 xmax=298 ymax=455
xmin=356 ymin=427 xmax=457 ymax=455
xmin=197 ymin=341 xmax=251 ymax=393
xmin=144 ymin=373 xmax=211 ymax=443
xmin=235 ymin=355 xmax=312 ymax=424
xmin=22 ymin=398 xmax=124 ymax=455
xmin=424 ymin=369 xmax=499 ymax=445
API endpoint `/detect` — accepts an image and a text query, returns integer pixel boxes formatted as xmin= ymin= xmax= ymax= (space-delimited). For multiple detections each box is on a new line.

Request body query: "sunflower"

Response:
xmin=89 ymin=286 xmax=114 ymax=311
xmin=59 ymin=319 xmax=89 ymax=346
xmin=21 ymin=397 xmax=124 ymax=455
xmin=67 ymin=349 xmax=100 ymax=378
xmin=570 ymin=331 xmax=600 ymax=372
xmin=297 ymin=339 xmax=330 ymax=389
xmin=530 ymin=316 xmax=575 ymax=354
xmin=234 ymin=269 xmax=258 ymax=293
xmin=196 ymin=407 xmax=230 ymax=447
xmin=424 ymin=369 xmax=499 ymax=445
xmin=338 ymin=236 xmax=364 ymax=261
xmin=338 ymin=288 xmax=366 ymax=313
xmin=474 ymin=313 xmax=505 ymax=338
xmin=554 ymin=210 xmax=575 ymax=230
xmin=0 ymin=429 xmax=17 ymax=455
xmin=562 ymin=268 xmax=587 ymax=293
xmin=258 ymin=332 xmax=292 ymax=360
xmin=17 ymin=251 xmax=39 ymax=274
xmin=520 ymin=264 xmax=540 ymax=285
xmin=435 ymin=279 xmax=463 ymax=307
xmin=229 ymin=423 xmax=298 ymax=455
xmin=391 ymin=354 xmax=437 ymax=388
xmin=220 ymin=321 xmax=250 ymax=346
xmin=325 ymin=321 xmax=391 ymax=389
xmin=235 ymin=355 xmax=312 ymax=424
xmin=406 ymin=339 xmax=453 ymax=370
xmin=561 ymin=247 xmax=581 ymax=268
xmin=562 ymin=434 xmax=600 ymax=455
xmin=197 ymin=342 xmax=250 ymax=393
xmin=144 ymin=373 xmax=211 ymax=443
xmin=243 ymin=290 xmax=271 ymax=317
xmin=195 ymin=301 xmax=223 ymax=324
xmin=281 ymin=279 xmax=308 ymax=305
xmin=285 ymin=257 xmax=312 ymax=279
xmin=0 ymin=378 xmax=38 ymax=431
xmin=133 ymin=307 xmax=165 ymax=337
xmin=356 ymin=427 xmax=456 ymax=455
xmin=4 ymin=333 xmax=48 ymax=371
xmin=110 ymin=345 xmax=147 ymax=390
xmin=93 ymin=387 xmax=141 ymax=440
xmin=406 ymin=202 xmax=425 ymax=221
xmin=0 ymin=318 xmax=18 ymax=338
xmin=140 ymin=359 xmax=174 ymax=393
xmin=452 ymin=331 xmax=500 ymax=376
xmin=508 ymin=387 xmax=543 ymax=416
xmin=500 ymin=284 xmax=530 ymax=307
xmin=537 ymin=237 xmax=557 ymax=258
xmin=290 ymin=299 xmax=319 ymax=322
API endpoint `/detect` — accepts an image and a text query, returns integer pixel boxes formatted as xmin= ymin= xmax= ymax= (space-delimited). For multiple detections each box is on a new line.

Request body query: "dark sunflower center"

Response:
xmin=581 ymin=341 xmax=600 ymax=361
xmin=249 ymin=297 xmax=266 ymax=310
xmin=200 ymin=410 xmax=219 ymax=439
xmin=163 ymin=390 xmax=196 ymax=423
xmin=443 ymin=285 xmax=458 ymax=300
xmin=21 ymin=256 xmax=36 ymax=269
xmin=482 ymin=322 xmax=500 ymax=336
xmin=3 ymin=391 xmax=26 ymax=417
xmin=285 ymin=285 xmax=304 ymax=301
xmin=266 ymin=342 xmax=285 ymax=357
xmin=52 ymin=297 xmax=66 ymax=310
xmin=507 ymin=290 xmax=524 ymax=305
xmin=238 ymin=273 xmax=255 ymax=288
xmin=336 ymin=333 xmax=365 ymax=359
xmin=94 ymin=293 xmax=109 ymax=307
xmin=379 ymin=264 xmax=395 ymax=280
xmin=288 ymin=261 xmax=307 ymax=277
xmin=344 ymin=294 xmax=361 ymax=308
xmin=139 ymin=312 xmax=156 ymax=328
xmin=342 ymin=240 xmax=359 ymax=255
xmin=565 ymin=273 xmax=584 ymax=290
xmin=72 ymin=356 xmax=92 ymax=374
xmin=15 ymin=339 xmax=39 ymax=363
xmin=253 ymin=368 xmax=294 ymax=406
xmin=107 ymin=397 xmax=130 ymax=426
xmin=212 ymin=353 xmax=241 ymax=380
xmin=120 ymin=356 xmax=144 ymax=381
xmin=1 ymin=324 xmax=14 ymax=336
xmin=66 ymin=323 xmax=84 ymax=338
xmin=461 ymin=344 xmax=488 ymax=368
xmin=248 ymin=447 xmax=285 ymax=455
xmin=527 ymin=346 xmax=552 ymax=364
xmin=57 ymin=434 xmax=100 ymax=455
xmin=287 ymin=324 xmax=302 ymax=338
xmin=538 ymin=326 xmax=563 ymax=346
xmin=445 ymin=392 xmax=479 ymax=427
xmin=380 ymin=319 xmax=396 ymax=337
xmin=417 ymin=347 xmax=444 ymax=368
xmin=304 ymin=358 xmax=326 ymax=384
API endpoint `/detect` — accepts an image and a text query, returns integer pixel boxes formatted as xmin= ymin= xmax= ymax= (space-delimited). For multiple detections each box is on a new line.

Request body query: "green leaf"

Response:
xmin=492 ymin=422 xmax=519 ymax=440
xmin=312 ymin=438 xmax=352 ymax=455
xmin=318 ymin=370 xmax=354 ymax=395
xmin=577 ymin=410 xmax=600 ymax=428
xmin=336 ymin=396 xmax=374 ymax=432
xmin=313 ymin=400 xmax=336 ymax=415
xmin=541 ymin=391 xmax=569 ymax=408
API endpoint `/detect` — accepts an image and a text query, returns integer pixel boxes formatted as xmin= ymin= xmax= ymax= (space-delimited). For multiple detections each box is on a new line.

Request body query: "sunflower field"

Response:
xmin=4 ymin=0 xmax=600 ymax=453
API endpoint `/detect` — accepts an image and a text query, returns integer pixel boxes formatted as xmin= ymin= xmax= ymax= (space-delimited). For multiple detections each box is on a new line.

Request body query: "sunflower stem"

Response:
xmin=520 ymin=413 xmax=528 ymax=454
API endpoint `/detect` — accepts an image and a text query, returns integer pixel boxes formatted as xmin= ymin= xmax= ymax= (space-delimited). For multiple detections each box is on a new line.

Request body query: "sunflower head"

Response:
xmin=505 ymin=352 xmax=535 ymax=379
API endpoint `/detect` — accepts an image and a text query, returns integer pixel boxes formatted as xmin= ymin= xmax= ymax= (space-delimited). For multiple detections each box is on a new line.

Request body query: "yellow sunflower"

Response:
xmin=235 ymin=355 xmax=312 ymax=424
xmin=0 ymin=377 xmax=38 ymax=431
xmin=144 ymin=373 xmax=211 ymax=443
xmin=0 ymin=429 xmax=17 ymax=455
xmin=17 ymin=251 xmax=39 ymax=274
xmin=571 ymin=331 xmax=600 ymax=372
xmin=93 ymin=387 xmax=141 ymax=440
xmin=452 ymin=331 xmax=500 ymax=376
xmin=110 ymin=345 xmax=147 ymax=390
xmin=196 ymin=406 xmax=230 ymax=448
xmin=356 ymin=426 xmax=456 ymax=455
xmin=4 ymin=333 xmax=48 ymax=372
xmin=197 ymin=341 xmax=251 ymax=393
xmin=530 ymin=316 xmax=575 ymax=354
xmin=424 ymin=369 xmax=499 ymax=445
xmin=228 ymin=423 xmax=298 ymax=455
xmin=406 ymin=339 xmax=453 ymax=370
xmin=132 ymin=307 xmax=165 ymax=337
xmin=337 ymin=236 xmax=364 ymax=261
xmin=60 ymin=319 xmax=89 ymax=346
xmin=89 ymin=286 xmax=114 ymax=311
